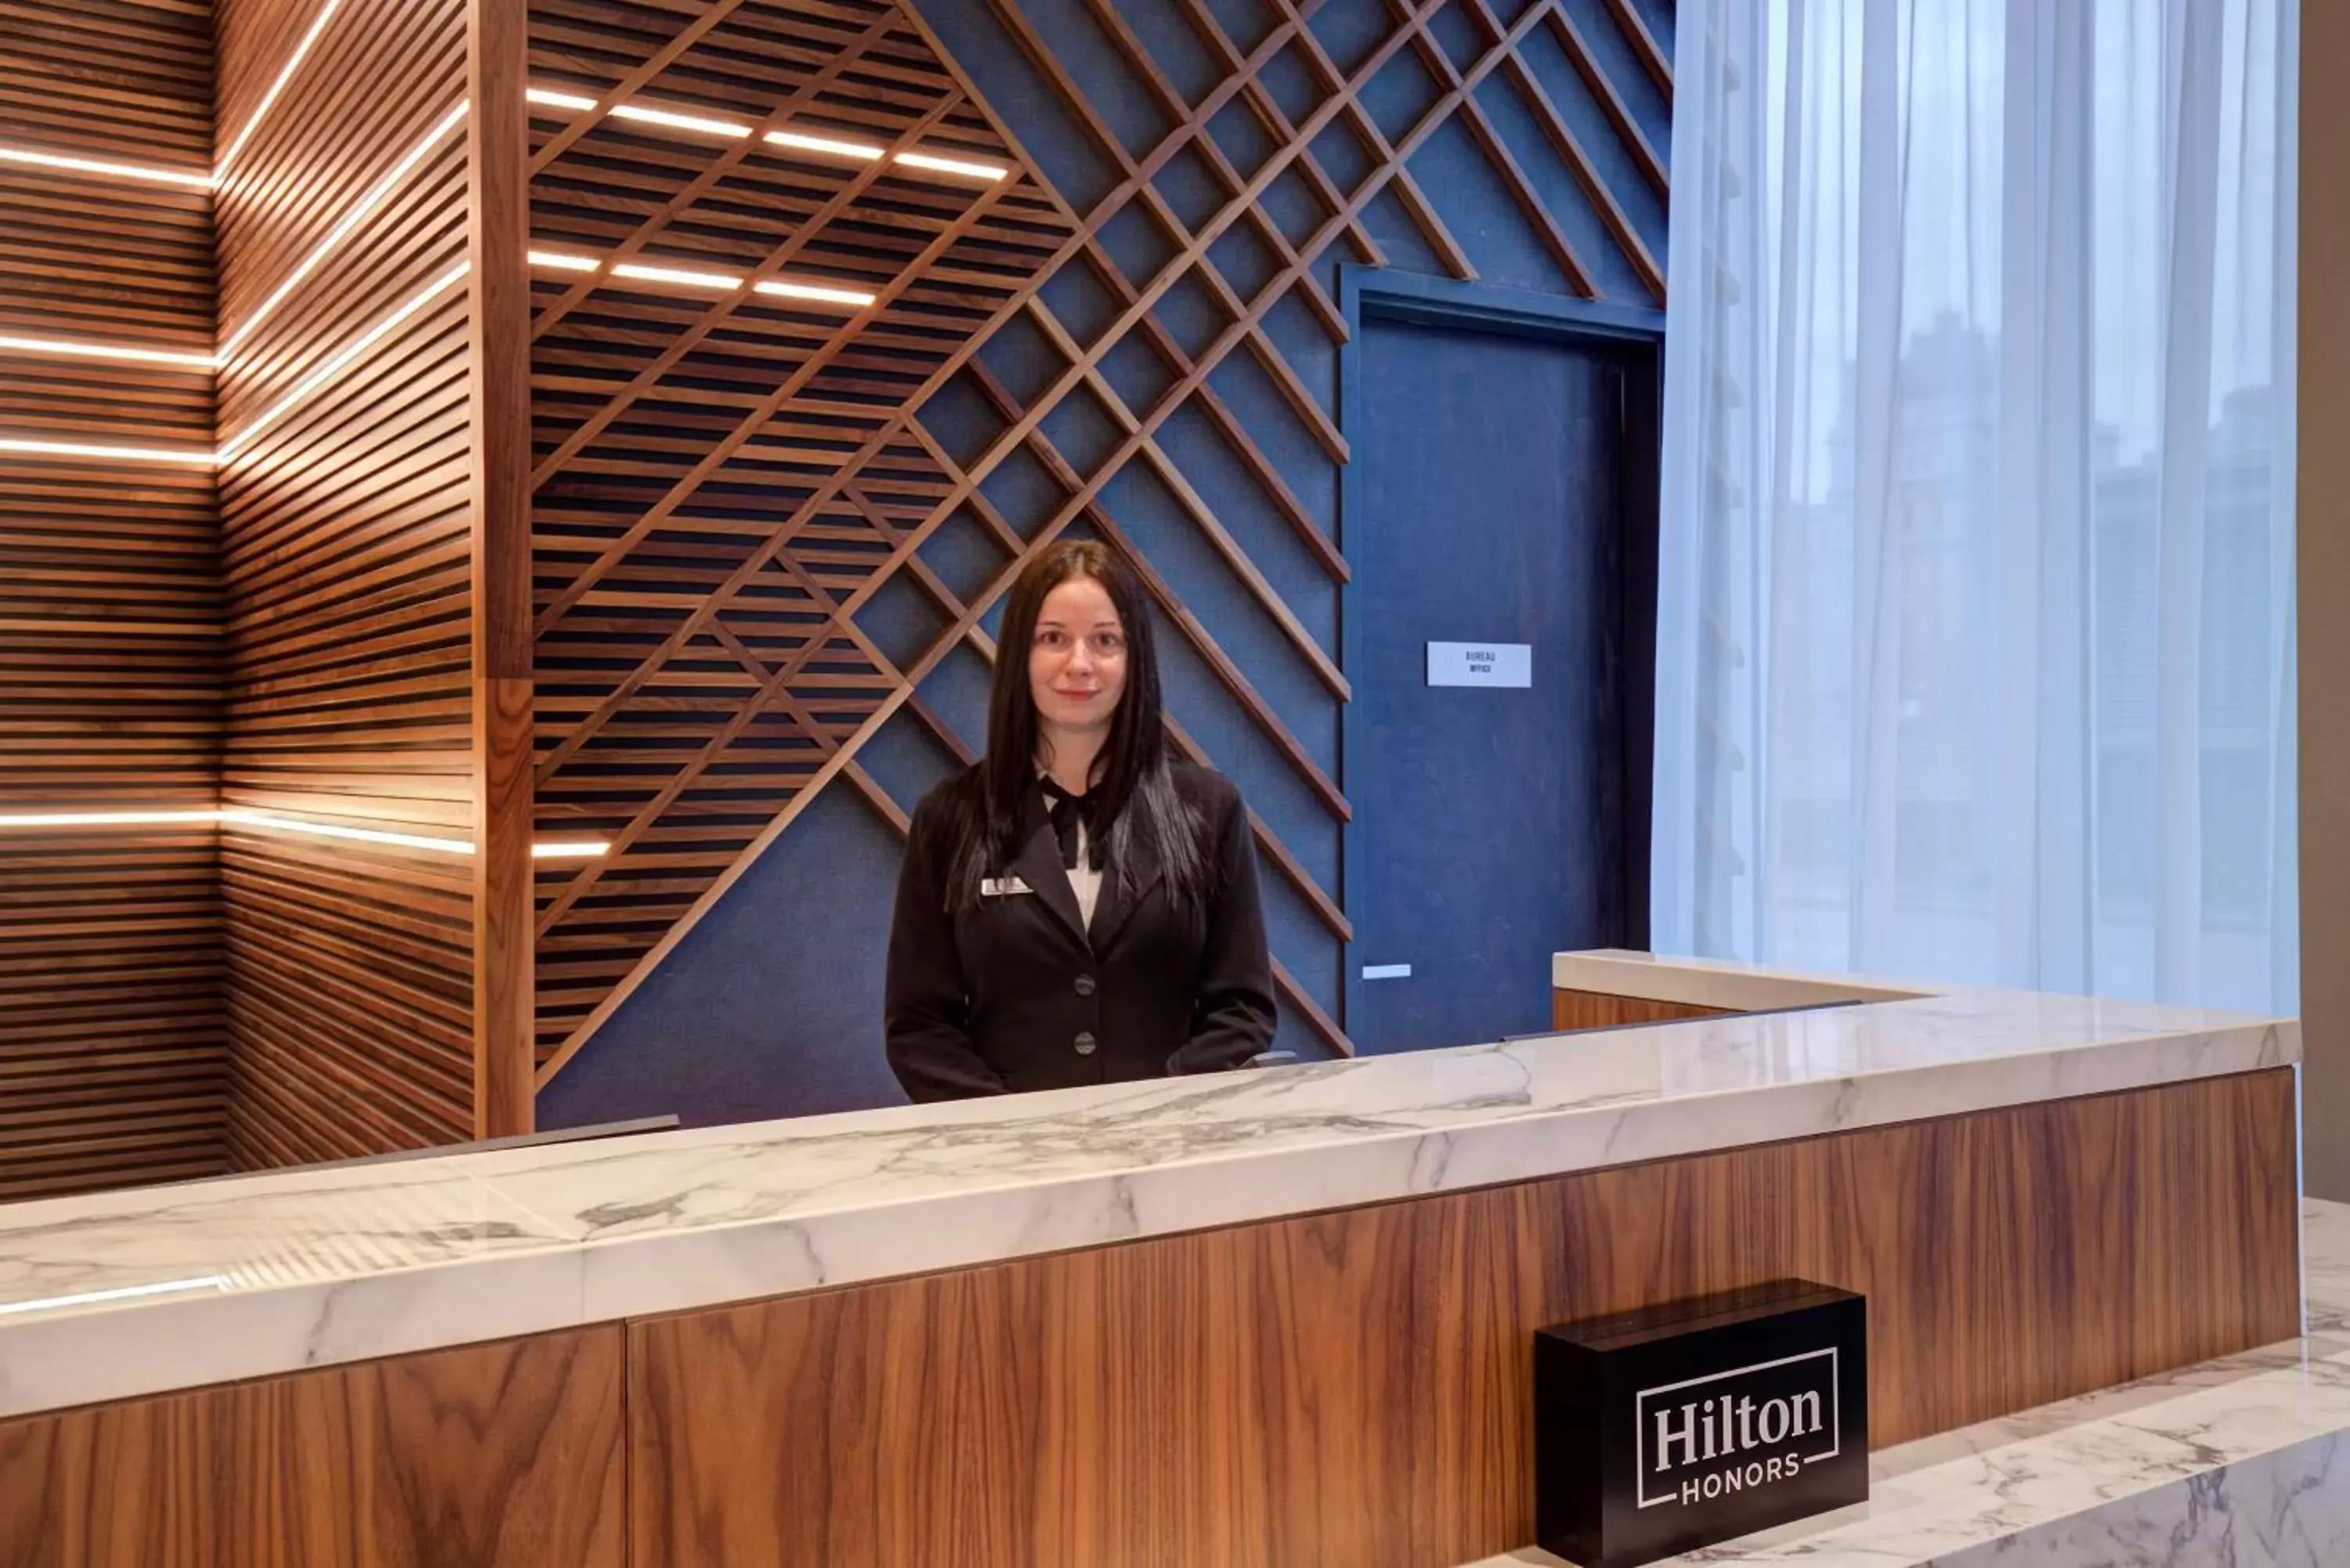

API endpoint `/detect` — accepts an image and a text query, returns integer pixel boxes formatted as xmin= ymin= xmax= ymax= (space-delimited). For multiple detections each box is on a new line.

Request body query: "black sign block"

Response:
xmin=1535 ymin=1281 xmax=1869 ymax=1568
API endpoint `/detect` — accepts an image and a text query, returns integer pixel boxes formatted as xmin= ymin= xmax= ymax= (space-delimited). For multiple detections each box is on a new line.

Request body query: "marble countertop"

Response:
xmin=0 ymin=953 xmax=2297 ymax=1419
xmin=1469 ymin=1198 xmax=2350 ymax=1568
xmin=1549 ymin=949 xmax=1931 ymax=1011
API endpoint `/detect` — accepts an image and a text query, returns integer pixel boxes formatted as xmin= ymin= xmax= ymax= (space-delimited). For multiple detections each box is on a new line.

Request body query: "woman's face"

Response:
xmin=1029 ymin=573 xmax=1127 ymax=735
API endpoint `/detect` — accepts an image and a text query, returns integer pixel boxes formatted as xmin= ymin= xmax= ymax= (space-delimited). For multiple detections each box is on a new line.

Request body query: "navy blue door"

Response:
xmin=1347 ymin=316 xmax=1641 ymax=1053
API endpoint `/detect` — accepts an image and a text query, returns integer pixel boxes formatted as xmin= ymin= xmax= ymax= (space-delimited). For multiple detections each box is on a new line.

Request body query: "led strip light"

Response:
xmin=0 ymin=0 xmax=343 ymax=190
xmin=0 ymin=808 xmax=609 ymax=859
xmin=0 ymin=334 xmax=214 ymax=369
xmin=0 ymin=435 xmax=215 ymax=467
xmin=217 ymin=262 xmax=472 ymax=462
xmin=0 ymin=143 xmax=210 ymax=188
xmin=524 ymin=85 xmax=1009 ymax=182
xmin=214 ymin=0 xmax=344 ymax=175
xmin=0 ymin=0 xmax=402 ymax=381
xmin=219 ymin=100 xmax=471 ymax=360
xmin=2 ymin=93 xmax=467 ymax=390
xmin=528 ymin=246 xmax=878 ymax=307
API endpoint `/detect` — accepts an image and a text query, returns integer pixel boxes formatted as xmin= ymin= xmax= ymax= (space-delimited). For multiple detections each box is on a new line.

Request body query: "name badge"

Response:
xmin=980 ymin=876 xmax=1033 ymax=897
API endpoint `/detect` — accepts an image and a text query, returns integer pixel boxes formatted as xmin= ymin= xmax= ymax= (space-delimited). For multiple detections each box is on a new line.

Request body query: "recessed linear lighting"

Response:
xmin=765 ymin=128 xmax=882 ymax=163
xmin=753 ymin=278 xmax=878 ymax=307
xmin=0 ymin=807 xmax=612 ymax=858
xmin=0 ymin=1276 xmax=232 ymax=1318
xmin=0 ymin=809 xmax=221 ymax=829
xmin=0 ymin=435 xmax=215 ymax=467
xmin=532 ymin=247 xmax=877 ymax=308
xmin=0 ymin=334 xmax=216 ymax=369
xmin=218 ymin=262 xmax=471 ymax=464
xmin=7 ymin=259 xmax=464 ymax=474
xmin=894 ymin=150 xmax=1016 ymax=181
xmin=215 ymin=0 xmax=344 ymax=175
xmin=222 ymin=813 xmax=609 ymax=858
xmin=526 ymin=248 xmax=601 ymax=272
xmin=219 ymin=810 xmax=472 ymax=854
xmin=617 ymin=103 xmax=751 ymax=139
xmin=0 ymin=142 xmax=211 ymax=189
xmin=531 ymin=840 xmax=611 ymax=859
xmin=524 ymin=81 xmax=1009 ymax=182
xmin=529 ymin=87 xmax=767 ymax=146
xmin=610 ymin=260 xmax=743 ymax=291
xmin=219 ymin=99 xmax=471 ymax=361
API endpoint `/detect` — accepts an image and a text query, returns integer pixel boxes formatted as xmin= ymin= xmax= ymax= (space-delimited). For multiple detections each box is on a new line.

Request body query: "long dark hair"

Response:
xmin=939 ymin=540 xmax=1210 ymax=909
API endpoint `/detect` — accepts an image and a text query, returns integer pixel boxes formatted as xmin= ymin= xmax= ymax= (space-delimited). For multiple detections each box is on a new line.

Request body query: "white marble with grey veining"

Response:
xmin=1467 ymin=1200 xmax=2350 ymax=1568
xmin=1553 ymin=948 xmax=1931 ymax=1013
xmin=0 ymin=955 xmax=2298 ymax=1419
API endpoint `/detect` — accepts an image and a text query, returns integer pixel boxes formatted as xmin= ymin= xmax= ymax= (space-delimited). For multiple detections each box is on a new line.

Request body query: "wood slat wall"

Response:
xmin=524 ymin=0 xmax=1079 ymax=1074
xmin=0 ymin=0 xmax=1671 ymax=1179
xmin=212 ymin=0 xmax=483 ymax=1167
xmin=525 ymin=0 xmax=1675 ymax=1087
xmin=0 ymin=0 xmax=227 ymax=1200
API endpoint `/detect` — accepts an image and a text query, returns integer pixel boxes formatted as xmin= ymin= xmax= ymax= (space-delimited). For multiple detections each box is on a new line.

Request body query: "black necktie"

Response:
xmin=1039 ymin=779 xmax=1103 ymax=870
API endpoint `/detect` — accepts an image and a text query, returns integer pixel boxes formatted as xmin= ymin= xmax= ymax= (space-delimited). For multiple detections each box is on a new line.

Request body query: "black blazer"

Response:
xmin=884 ymin=763 xmax=1277 ymax=1101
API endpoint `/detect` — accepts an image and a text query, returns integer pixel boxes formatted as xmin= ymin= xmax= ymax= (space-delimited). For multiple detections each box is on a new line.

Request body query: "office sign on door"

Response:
xmin=1426 ymin=641 xmax=1531 ymax=688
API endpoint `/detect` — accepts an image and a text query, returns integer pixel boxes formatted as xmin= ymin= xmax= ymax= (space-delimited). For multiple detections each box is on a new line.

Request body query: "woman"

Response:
xmin=884 ymin=540 xmax=1277 ymax=1101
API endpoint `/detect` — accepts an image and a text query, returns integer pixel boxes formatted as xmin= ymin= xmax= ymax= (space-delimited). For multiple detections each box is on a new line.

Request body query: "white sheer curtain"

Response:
xmin=1652 ymin=0 xmax=2299 ymax=1010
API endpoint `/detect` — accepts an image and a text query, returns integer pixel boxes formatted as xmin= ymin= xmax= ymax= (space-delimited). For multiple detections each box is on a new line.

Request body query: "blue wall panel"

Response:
xmin=540 ymin=786 xmax=913 ymax=1128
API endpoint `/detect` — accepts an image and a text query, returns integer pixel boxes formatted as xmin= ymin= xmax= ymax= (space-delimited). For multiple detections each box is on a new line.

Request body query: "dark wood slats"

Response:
xmin=0 ymin=0 xmax=222 ymax=1201
xmin=0 ymin=0 xmax=1672 ymax=1157
xmin=213 ymin=0 xmax=479 ymax=1168
xmin=0 ymin=829 xmax=226 ymax=1199
xmin=0 ymin=0 xmax=215 ymax=164
xmin=526 ymin=0 xmax=1079 ymax=1068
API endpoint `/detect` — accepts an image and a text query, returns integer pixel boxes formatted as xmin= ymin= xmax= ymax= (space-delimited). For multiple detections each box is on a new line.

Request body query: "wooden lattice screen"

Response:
xmin=526 ymin=0 xmax=1670 ymax=1084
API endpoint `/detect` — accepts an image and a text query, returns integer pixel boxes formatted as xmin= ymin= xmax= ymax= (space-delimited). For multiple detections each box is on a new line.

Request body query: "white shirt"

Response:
xmin=1067 ymin=818 xmax=1102 ymax=930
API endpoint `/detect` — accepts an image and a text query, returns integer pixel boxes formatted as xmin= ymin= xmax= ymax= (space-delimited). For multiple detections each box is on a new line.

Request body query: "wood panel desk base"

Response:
xmin=1553 ymin=986 xmax=1730 ymax=1030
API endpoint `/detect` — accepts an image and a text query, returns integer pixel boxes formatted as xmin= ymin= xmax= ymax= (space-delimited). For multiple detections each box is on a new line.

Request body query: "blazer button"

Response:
xmin=1074 ymin=974 xmax=1097 ymax=997
xmin=1074 ymin=1031 xmax=1097 ymax=1056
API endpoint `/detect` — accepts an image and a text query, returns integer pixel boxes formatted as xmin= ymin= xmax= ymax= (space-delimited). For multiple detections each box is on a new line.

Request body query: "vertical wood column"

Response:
xmin=468 ymin=0 xmax=536 ymax=1140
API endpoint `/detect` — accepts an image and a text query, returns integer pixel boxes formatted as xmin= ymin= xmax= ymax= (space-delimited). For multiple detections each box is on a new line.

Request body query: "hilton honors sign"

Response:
xmin=1534 ymin=1281 xmax=1869 ymax=1567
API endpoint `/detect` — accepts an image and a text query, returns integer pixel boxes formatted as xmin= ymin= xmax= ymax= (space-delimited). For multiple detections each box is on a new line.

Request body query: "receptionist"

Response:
xmin=884 ymin=540 xmax=1276 ymax=1101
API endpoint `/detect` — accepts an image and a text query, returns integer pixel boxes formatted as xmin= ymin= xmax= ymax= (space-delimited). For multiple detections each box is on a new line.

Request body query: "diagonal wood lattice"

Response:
xmin=528 ymin=0 xmax=1671 ymax=1081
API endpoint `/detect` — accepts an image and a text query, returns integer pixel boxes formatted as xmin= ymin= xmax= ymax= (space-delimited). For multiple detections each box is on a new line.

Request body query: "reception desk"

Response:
xmin=0 ymin=953 xmax=2301 ymax=1567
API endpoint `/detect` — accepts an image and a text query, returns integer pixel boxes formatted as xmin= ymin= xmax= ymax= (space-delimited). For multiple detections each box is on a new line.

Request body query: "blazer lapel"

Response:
xmin=1007 ymin=793 xmax=1090 ymax=950
xmin=1086 ymin=822 xmax=1162 ymax=950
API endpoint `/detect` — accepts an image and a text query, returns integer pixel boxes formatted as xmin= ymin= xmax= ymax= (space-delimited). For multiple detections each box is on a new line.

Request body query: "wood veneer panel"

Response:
xmin=0 ymin=1326 xmax=624 ymax=1568
xmin=1551 ymin=987 xmax=1729 ymax=1031
xmin=627 ymin=1069 xmax=2300 ymax=1568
